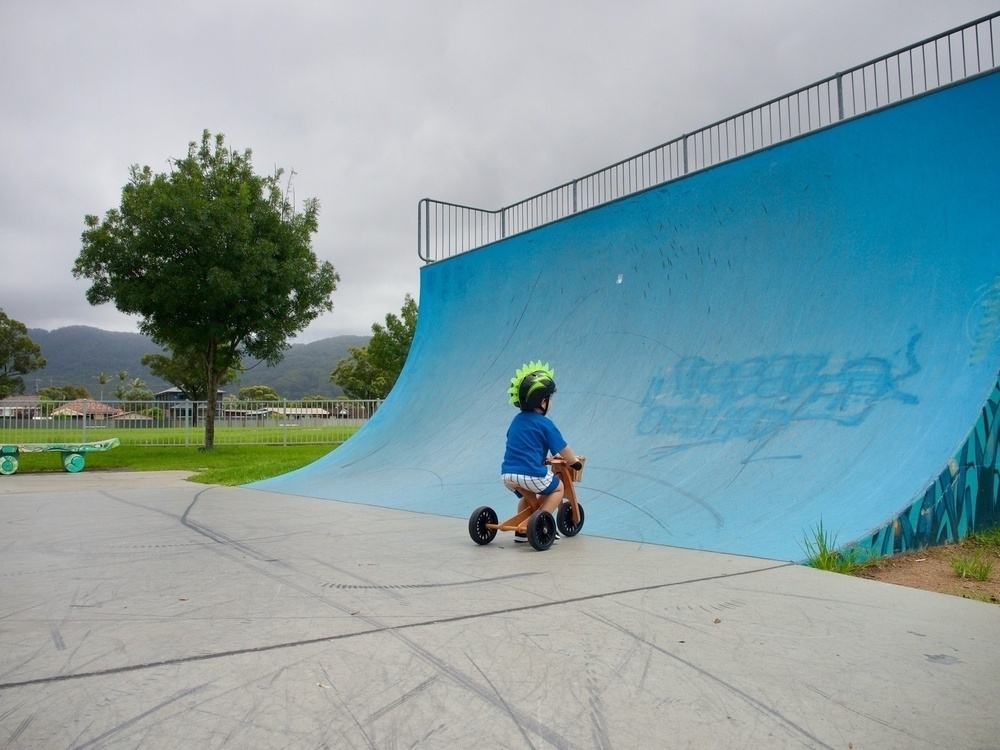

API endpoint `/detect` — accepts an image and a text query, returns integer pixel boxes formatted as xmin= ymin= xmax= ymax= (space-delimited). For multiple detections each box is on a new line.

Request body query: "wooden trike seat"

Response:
xmin=468 ymin=457 xmax=586 ymax=551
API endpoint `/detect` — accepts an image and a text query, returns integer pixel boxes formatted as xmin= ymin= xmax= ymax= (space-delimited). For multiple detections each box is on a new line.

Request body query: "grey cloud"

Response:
xmin=1 ymin=0 xmax=994 ymax=341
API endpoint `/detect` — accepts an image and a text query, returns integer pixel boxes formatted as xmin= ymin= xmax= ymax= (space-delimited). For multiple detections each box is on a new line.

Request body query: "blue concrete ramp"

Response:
xmin=254 ymin=71 xmax=1000 ymax=561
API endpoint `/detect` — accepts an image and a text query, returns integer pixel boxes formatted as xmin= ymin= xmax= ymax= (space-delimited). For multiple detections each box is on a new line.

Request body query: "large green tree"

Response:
xmin=73 ymin=131 xmax=339 ymax=448
xmin=0 ymin=310 xmax=46 ymax=398
xmin=331 ymin=294 xmax=417 ymax=399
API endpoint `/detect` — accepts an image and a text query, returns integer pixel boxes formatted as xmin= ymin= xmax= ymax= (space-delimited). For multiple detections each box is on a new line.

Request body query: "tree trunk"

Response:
xmin=204 ymin=341 xmax=218 ymax=450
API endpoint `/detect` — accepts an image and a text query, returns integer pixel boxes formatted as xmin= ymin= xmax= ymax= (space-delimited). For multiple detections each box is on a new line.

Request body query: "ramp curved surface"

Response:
xmin=253 ymin=71 xmax=1000 ymax=561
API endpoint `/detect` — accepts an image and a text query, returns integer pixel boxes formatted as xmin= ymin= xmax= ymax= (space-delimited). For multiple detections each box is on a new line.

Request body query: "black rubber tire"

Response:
xmin=556 ymin=502 xmax=585 ymax=537
xmin=468 ymin=506 xmax=498 ymax=545
xmin=527 ymin=509 xmax=557 ymax=551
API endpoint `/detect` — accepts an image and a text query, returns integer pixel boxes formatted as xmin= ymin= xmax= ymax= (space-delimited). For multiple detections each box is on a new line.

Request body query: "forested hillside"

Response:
xmin=25 ymin=327 xmax=369 ymax=400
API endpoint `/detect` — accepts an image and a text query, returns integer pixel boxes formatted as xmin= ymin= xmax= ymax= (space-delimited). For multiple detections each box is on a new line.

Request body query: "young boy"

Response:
xmin=501 ymin=361 xmax=581 ymax=543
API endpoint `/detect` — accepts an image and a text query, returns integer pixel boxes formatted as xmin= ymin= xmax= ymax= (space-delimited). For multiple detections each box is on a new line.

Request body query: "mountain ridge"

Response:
xmin=24 ymin=326 xmax=370 ymax=400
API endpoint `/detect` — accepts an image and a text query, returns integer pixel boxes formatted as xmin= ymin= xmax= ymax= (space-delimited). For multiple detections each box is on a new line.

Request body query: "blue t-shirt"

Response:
xmin=501 ymin=410 xmax=568 ymax=476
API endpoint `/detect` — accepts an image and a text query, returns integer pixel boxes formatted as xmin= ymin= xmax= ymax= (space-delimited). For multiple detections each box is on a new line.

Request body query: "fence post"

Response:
xmin=283 ymin=400 xmax=288 ymax=446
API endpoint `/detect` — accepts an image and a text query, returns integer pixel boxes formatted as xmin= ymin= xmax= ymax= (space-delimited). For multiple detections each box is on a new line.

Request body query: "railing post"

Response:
xmin=572 ymin=179 xmax=578 ymax=213
xmin=418 ymin=200 xmax=424 ymax=262
xmin=836 ymin=73 xmax=845 ymax=120
xmin=500 ymin=208 xmax=506 ymax=239
xmin=682 ymin=135 xmax=689 ymax=175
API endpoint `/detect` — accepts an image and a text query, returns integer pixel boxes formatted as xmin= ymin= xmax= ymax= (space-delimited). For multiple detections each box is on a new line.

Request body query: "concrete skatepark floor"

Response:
xmin=2 ymin=471 xmax=999 ymax=748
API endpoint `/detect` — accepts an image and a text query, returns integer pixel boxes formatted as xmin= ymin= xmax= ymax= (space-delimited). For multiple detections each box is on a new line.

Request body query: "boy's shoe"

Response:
xmin=514 ymin=530 xmax=560 ymax=543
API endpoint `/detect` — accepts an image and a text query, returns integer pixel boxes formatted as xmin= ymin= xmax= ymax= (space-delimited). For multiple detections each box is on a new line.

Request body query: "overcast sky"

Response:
xmin=2 ymin=1 xmax=996 ymax=342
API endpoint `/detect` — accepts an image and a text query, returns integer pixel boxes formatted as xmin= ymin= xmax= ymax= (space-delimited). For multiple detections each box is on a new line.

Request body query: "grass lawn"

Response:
xmin=10 ymin=443 xmax=336 ymax=485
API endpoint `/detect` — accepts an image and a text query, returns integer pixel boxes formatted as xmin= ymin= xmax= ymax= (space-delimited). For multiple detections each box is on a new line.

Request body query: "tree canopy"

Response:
xmin=0 ymin=310 xmax=46 ymax=398
xmin=73 ymin=130 xmax=339 ymax=447
xmin=237 ymin=385 xmax=280 ymax=401
xmin=331 ymin=294 xmax=417 ymax=399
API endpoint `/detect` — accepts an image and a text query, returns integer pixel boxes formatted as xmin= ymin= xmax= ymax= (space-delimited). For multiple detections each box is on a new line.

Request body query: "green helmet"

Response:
xmin=509 ymin=361 xmax=557 ymax=411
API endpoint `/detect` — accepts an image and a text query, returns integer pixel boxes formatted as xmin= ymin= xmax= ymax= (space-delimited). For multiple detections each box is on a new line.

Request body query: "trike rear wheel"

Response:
xmin=468 ymin=506 xmax=498 ymax=545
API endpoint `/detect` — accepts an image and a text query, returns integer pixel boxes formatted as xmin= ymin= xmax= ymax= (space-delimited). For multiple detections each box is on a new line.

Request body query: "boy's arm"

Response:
xmin=554 ymin=445 xmax=582 ymax=469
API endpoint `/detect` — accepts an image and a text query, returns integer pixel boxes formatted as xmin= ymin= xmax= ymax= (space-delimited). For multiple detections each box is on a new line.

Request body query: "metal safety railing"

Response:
xmin=0 ymin=398 xmax=382 ymax=447
xmin=418 ymin=11 xmax=1000 ymax=263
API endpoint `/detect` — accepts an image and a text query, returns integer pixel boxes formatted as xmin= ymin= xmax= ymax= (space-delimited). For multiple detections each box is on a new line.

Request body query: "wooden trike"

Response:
xmin=468 ymin=457 xmax=586 ymax=551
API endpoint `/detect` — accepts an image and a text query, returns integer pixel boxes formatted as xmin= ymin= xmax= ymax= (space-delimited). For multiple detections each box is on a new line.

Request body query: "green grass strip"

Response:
xmin=10 ymin=443 xmax=336 ymax=486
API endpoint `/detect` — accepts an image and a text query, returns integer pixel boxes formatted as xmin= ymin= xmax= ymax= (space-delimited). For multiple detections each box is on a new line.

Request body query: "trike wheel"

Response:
xmin=468 ymin=506 xmax=498 ymax=545
xmin=527 ymin=510 xmax=557 ymax=551
xmin=557 ymin=502 xmax=585 ymax=537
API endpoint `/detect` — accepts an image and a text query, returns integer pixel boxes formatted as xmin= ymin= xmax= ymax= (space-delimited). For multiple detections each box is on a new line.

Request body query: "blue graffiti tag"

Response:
xmin=639 ymin=332 xmax=921 ymax=460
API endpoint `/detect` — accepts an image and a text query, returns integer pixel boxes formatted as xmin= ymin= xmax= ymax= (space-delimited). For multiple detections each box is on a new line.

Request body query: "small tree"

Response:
xmin=73 ymin=130 xmax=338 ymax=448
xmin=94 ymin=372 xmax=111 ymax=401
xmin=0 ymin=310 xmax=46 ymax=398
xmin=331 ymin=345 xmax=386 ymax=400
xmin=119 ymin=377 xmax=153 ymax=402
xmin=331 ymin=294 xmax=417 ymax=399
xmin=237 ymin=385 xmax=280 ymax=401
xmin=122 ymin=385 xmax=154 ymax=401
xmin=39 ymin=385 xmax=91 ymax=401
xmin=113 ymin=370 xmax=129 ymax=399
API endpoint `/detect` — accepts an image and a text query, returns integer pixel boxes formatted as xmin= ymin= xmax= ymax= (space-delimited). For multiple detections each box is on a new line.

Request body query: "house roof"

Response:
xmin=0 ymin=394 xmax=41 ymax=405
xmin=50 ymin=399 xmax=125 ymax=417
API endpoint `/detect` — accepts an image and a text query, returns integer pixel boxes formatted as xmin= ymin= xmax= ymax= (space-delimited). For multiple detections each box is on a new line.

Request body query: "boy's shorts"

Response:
xmin=502 ymin=470 xmax=560 ymax=495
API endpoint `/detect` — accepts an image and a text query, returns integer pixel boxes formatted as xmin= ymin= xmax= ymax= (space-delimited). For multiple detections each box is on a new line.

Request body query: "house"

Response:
xmin=265 ymin=407 xmax=330 ymax=420
xmin=154 ymin=387 xmax=228 ymax=418
xmin=50 ymin=399 xmax=125 ymax=419
xmin=153 ymin=387 xmax=227 ymax=402
xmin=0 ymin=395 xmax=42 ymax=419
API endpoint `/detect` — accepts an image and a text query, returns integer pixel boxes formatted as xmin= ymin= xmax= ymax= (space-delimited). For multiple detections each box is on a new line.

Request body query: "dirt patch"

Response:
xmin=855 ymin=540 xmax=1000 ymax=604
